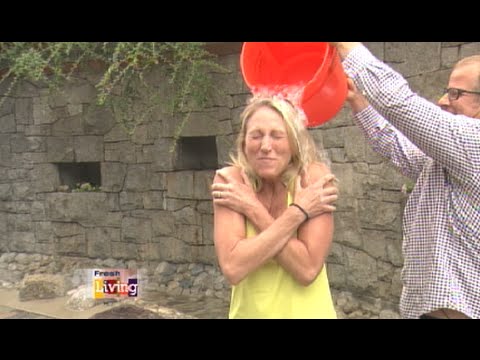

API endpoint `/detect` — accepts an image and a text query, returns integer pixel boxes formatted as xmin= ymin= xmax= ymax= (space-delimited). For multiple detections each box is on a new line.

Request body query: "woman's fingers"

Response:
xmin=211 ymin=183 xmax=225 ymax=191
xmin=212 ymin=191 xmax=225 ymax=199
xmin=322 ymin=185 xmax=339 ymax=196
xmin=320 ymin=173 xmax=336 ymax=187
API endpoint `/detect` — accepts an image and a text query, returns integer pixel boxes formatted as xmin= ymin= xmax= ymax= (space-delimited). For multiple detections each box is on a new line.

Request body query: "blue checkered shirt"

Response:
xmin=342 ymin=45 xmax=480 ymax=319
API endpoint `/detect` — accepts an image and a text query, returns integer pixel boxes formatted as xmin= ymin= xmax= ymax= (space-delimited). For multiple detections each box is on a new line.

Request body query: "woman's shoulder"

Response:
xmin=303 ymin=162 xmax=332 ymax=183
xmin=214 ymin=166 xmax=244 ymax=183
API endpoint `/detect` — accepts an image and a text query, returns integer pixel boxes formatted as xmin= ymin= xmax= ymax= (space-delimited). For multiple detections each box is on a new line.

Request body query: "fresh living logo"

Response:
xmin=92 ymin=269 xmax=138 ymax=299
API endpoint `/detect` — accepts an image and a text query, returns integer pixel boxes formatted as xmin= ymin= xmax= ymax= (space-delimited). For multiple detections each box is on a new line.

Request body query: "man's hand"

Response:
xmin=346 ymin=78 xmax=370 ymax=113
xmin=329 ymin=42 xmax=362 ymax=60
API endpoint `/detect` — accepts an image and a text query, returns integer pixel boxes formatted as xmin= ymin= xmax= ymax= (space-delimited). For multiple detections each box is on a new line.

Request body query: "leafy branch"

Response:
xmin=0 ymin=42 xmax=225 ymax=142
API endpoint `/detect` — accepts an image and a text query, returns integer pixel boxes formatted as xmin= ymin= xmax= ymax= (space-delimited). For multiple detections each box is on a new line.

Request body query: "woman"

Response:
xmin=212 ymin=95 xmax=339 ymax=318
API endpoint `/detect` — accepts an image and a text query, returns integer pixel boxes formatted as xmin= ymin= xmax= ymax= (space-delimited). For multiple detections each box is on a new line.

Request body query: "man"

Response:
xmin=330 ymin=42 xmax=480 ymax=319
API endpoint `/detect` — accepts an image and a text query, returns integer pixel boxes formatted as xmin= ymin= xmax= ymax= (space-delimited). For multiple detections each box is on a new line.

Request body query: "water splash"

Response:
xmin=250 ymin=83 xmax=308 ymax=125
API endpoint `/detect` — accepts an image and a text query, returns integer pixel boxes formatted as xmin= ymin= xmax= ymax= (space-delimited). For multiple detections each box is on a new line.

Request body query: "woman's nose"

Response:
xmin=260 ymin=137 xmax=272 ymax=152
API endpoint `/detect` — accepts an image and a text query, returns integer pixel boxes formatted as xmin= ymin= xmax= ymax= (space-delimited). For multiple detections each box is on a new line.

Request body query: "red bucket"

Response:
xmin=240 ymin=42 xmax=347 ymax=127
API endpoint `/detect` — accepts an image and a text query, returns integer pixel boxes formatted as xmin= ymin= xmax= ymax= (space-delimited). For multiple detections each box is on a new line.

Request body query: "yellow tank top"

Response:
xmin=228 ymin=189 xmax=337 ymax=319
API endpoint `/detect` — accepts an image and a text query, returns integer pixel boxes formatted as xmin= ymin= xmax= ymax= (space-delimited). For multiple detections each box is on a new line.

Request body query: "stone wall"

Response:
xmin=1 ymin=42 xmax=478 ymax=306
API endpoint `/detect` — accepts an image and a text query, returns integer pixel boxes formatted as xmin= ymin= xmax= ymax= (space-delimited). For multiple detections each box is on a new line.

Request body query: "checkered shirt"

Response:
xmin=342 ymin=45 xmax=480 ymax=319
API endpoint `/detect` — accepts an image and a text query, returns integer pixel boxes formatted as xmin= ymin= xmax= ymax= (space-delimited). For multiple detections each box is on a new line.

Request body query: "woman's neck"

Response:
xmin=260 ymin=179 xmax=285 ymax=194
xmin=257 ymin=180 xmax=288 ymax=217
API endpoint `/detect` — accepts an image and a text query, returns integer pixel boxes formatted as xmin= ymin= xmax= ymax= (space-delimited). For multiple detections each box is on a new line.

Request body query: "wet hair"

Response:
xmin=454 ymin=55 xmax=480 ymax=91
xmin=229 ymin=95 xmax=328 ymax=191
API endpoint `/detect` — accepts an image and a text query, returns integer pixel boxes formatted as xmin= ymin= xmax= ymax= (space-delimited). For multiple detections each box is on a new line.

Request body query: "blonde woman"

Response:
xmin=212 ymin=96 xmax=338 ymax=319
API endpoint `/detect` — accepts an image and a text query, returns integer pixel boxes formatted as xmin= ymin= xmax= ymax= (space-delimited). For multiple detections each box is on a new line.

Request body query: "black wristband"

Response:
xmin=290 ymin=203 xmax=309 ymax=222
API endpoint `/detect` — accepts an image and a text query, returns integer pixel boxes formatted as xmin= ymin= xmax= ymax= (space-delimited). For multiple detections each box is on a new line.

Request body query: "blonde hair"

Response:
xmin=229 ymin=95 xmax=328 ymax=191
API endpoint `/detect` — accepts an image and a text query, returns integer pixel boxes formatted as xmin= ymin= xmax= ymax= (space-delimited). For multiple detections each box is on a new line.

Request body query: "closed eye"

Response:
xmin=271 ymin=131 xmax=286 ymax=139
xmin=248 ymin=130 xmax=263 ymax=140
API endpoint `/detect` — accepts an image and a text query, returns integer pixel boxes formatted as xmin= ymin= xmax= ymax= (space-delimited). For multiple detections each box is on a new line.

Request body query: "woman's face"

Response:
xmin=244 ymin=106 xmax=292 ymax=181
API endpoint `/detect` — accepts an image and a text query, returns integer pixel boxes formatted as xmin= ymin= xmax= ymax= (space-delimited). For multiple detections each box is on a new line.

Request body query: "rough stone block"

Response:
xmin=19 ymin=274 xmax=66 ymax=301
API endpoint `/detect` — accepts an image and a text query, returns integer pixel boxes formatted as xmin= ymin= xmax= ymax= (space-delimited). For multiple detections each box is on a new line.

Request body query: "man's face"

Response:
xmin=438 ymin=64 xmax=480 ymax=119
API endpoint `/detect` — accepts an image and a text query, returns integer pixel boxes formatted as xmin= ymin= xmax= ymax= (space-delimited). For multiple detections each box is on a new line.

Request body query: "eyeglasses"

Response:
xmin=443 ymin=87 xmax=480 ymax=101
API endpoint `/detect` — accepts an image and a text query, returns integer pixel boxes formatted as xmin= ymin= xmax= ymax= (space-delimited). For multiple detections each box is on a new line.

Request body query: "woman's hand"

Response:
xmin=211 ymin=169 xmax=263 ymax=215
xmin=293 ymin=173 xmax=338 ymax=219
